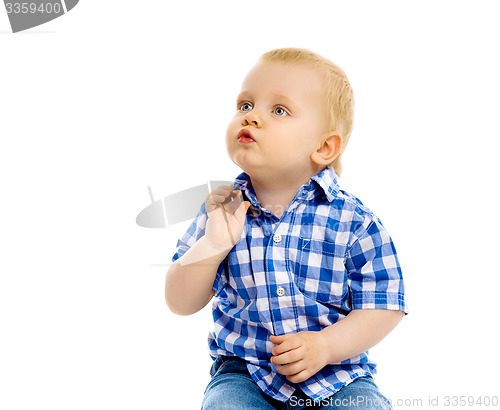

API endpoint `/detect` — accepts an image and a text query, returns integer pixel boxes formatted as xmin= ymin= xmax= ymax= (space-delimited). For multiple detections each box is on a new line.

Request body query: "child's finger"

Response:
xmin=233 ymin=200 xmax=250 ymax=219
xmin=206 ymin=193 xmax=229 ymax=213
xmin=270 ymin=335 xmax=287 ymax=345
xmin=211 ymin=194 xmax=226 ymax=203
xmin=220 ymin=190 xmax=243 ymax=214
xmin=271 ymin=335 xmax=300 ymax=356
xmin=208 ymin=187 xmax=238 ymax=212
xmin=213 ymin=185 xmax=234 ymax=198
xmin=271 ymin=348 xmax=303 ymax=366
xmin=206 ymin=186 xmax=234 ymax=206
xmin=207 ymin=186 xmax=232 ymax=202
xmin=269 ymin=335 xmax=290 ymax=344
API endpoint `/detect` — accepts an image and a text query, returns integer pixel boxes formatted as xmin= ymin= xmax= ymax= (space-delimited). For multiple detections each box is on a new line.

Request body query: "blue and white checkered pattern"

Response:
xmin=171 ymin=167 xmax=407 ymax=402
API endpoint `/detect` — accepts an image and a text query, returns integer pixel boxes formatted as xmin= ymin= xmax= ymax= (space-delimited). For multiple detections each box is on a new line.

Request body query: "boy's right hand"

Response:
xmin=204 ymin=185 xmax=251 ymax=252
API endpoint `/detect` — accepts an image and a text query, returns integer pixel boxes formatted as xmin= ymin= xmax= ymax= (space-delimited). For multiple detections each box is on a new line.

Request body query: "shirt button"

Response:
xmin=276 ymin=286 xmax=285 ymax=297
xmin=273 ymin=234 xmax=282 ymax=244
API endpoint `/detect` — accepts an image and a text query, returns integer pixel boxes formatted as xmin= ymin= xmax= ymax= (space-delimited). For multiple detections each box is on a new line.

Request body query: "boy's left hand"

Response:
xmin=270 ymin=331 xmax=329 ymax=384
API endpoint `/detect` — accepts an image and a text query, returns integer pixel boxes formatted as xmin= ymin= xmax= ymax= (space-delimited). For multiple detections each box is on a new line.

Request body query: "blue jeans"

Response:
xmin=202 ymin=356 xmax=392 ymax=410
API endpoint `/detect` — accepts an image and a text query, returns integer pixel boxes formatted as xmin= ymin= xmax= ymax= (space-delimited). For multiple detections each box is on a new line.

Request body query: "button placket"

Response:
xmin=273 ymin=233 xmax=284 ymax=296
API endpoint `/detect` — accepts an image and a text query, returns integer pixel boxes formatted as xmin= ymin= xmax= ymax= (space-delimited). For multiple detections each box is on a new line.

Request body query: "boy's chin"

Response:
xmin=230 ymin=156 xmax=253 ymax=174
xmin=230 ymin=156 xmax=280 ymax=179
xmin=234 ymin=162 xmax=254 ymax=176
xmin=237 ymin=166 xmax=278 ymax=182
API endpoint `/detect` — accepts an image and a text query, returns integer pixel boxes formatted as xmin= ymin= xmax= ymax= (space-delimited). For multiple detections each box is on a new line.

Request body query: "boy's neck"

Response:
xmin=248 ymin=165 xmax=325 ymax=219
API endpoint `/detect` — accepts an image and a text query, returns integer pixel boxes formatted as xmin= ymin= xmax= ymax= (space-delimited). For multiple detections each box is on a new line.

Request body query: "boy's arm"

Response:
xmin=320 ymin=308 xmax=404 ymax=363
xmin=272 ymin=212 xmax=407 ymax=383
xmin=270 ymin=309 xmax=404 ymax=383
xmin=165 ymin=235 xmax=230 ymax=316
xmin=165 ymin=186 xmax=250 ymax=316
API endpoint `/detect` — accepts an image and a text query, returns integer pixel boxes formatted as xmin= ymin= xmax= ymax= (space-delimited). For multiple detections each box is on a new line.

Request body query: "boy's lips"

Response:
xmin=237 ymin=129 xmax=256 ymax=143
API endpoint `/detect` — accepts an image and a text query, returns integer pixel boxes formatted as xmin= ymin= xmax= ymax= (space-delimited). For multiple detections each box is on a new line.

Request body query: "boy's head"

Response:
xmin=226 ymin=47 xmax=354 ymax=181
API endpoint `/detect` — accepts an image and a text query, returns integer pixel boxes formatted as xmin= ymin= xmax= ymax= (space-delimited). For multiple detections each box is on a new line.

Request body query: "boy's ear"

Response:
xmin=311 ymin=132 xmax=343 ymax=166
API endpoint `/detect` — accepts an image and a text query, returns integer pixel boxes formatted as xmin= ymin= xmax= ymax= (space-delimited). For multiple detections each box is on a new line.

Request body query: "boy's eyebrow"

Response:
xmin=271 ymin=93 xmax=298 ymax=108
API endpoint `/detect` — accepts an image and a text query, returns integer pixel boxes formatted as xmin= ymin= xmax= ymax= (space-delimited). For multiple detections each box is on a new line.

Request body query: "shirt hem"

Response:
xmin=302 ymin=371 xmax=375 ymax=402
xmin=351 ymin=291 xmax=408 ymax=314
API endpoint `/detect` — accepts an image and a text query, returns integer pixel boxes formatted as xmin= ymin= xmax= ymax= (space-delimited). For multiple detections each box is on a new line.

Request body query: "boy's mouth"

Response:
xmin=237 ymin=129 xmax=255 ymax=144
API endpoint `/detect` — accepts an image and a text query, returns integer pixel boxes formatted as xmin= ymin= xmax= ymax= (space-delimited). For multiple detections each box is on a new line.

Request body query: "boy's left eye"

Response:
xmin=273 ymin=107 xmax=288 ymax=116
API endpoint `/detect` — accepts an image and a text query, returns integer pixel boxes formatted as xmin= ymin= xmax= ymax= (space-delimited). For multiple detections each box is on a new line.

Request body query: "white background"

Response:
xmin=1 ymin=1 xmax=499 ymax=409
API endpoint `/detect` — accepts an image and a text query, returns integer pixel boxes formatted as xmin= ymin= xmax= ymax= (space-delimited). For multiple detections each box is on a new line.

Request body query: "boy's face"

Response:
xmin=226 ymin=61 xmax=328 ymax=181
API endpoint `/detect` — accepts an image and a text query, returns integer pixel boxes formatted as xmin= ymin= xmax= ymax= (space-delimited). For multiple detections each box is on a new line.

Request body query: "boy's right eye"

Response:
xmin=239 ymin=102 xmax=253 ymax=112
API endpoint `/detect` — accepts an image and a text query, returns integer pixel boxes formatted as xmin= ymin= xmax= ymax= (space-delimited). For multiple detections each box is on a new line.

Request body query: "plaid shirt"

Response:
xmin=171 ymin=167 xmax=407 ymax=402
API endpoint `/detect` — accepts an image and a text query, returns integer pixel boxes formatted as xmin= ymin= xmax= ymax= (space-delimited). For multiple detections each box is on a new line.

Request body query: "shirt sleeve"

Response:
xmin=345 ymin=216 xmax=408 ymax=313
xmin=170 ymin=201 xmax=226 ymax=295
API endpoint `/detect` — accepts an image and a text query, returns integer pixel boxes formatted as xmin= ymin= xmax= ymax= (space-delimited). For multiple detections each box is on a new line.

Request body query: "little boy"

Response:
xmin=165 ymin=48 xmax=408 ymax=409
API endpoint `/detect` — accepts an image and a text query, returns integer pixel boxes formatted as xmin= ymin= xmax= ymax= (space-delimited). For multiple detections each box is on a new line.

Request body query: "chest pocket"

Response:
xmin=295 ymin=238 xmax=349 ymax=306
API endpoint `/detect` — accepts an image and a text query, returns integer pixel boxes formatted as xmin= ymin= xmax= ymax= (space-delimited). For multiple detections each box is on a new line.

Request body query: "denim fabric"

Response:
xmin=202 ymin=356 xmax=392 ymax=410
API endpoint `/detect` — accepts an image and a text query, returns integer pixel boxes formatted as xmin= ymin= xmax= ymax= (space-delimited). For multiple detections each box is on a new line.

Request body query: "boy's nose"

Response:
xmin=243 ymin=111 xmax=261 ymax=127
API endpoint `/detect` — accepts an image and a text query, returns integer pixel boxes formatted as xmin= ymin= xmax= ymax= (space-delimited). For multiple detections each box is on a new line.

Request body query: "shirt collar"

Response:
xmin=233 ymin=167 xmax=340 ymax=207
xmin=308 ymin=166 xmax=340 ymax=202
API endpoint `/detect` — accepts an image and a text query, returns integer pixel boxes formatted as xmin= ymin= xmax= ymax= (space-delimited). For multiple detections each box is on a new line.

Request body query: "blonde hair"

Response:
xmin=260 ymin=48 xmax=354 ymax=177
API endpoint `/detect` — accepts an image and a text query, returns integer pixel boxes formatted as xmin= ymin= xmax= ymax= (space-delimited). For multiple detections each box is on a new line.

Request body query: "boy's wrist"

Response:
xmin=178 ymin=235 xmax=231 ymax=267
xmin=199 ymin=234 xmax=233 ymax=257
xmin=203 ymin=234 xmax=235 ymax=254
xmin=319 ymin=325 xmax=345 ymax=365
